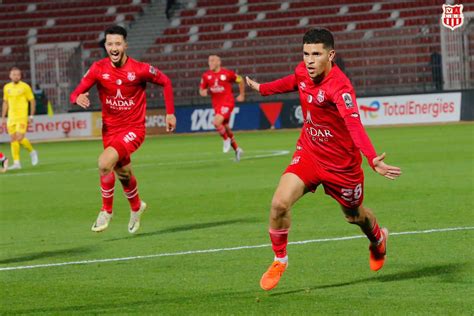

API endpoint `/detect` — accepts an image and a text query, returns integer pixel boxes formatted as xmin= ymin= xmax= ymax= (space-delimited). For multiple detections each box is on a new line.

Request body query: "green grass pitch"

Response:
xmin=0 ymin=123 xmax=473 ymax=314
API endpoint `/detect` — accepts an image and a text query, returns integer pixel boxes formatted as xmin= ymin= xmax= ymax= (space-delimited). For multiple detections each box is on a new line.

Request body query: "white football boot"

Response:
xmin=30 ymin=150 xmax=39 ymax=166
xmin=91 ymin=211 xmax=112 ymax=232
xmin=128 ymin=201 xmax=147 ymax=234
xmin=223 ymin=139 xmax=231 ymax=153
xmin=8 ymin=161 xmax=21 ymax=170
xmin=234 ymin=148 xmax=244 ymax=162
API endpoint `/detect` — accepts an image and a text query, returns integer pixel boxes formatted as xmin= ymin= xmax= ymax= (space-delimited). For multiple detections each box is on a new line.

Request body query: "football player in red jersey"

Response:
xmin=246 ymin=28 xmax=401 ymax=290
xmin=199 ymin=55 xmax=245 ymax=161
xmin=70 ymin=25 xmax=176 ymax=234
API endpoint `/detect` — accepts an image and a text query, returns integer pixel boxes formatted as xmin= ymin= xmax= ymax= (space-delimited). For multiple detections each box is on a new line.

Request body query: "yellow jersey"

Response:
xmin=3 ymin=81 xmax=34 ymax=120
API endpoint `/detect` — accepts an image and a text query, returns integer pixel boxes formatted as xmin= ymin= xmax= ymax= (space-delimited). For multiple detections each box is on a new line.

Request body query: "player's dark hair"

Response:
xmin=9 ymin=66 xmax=21 ymax=72
xmin=303 ymin=28 xmax=334 ymax=50
xmin=104 ymin=25 xmax=127 ymax=40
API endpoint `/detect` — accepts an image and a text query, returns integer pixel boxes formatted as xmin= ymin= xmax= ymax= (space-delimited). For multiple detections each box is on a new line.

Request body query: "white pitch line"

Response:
xmin=0 ymin=226 xmax=472 ymax=272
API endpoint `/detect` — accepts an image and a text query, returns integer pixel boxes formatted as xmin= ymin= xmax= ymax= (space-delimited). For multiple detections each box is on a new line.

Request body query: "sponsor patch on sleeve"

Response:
xmin=149 ymin=66 xmax=157 ymax=75
xmin=342 ymin=93 xmax=353 ymax=109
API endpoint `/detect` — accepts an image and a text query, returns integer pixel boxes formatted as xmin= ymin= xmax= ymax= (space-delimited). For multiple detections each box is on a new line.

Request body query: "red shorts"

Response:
xmin=102 ymin=127 xmax=145 ymax=167
xmin=214 ymin=105 xmax=234 ymax=123
xmin=284 ymin=148 xmax=365 ymax=208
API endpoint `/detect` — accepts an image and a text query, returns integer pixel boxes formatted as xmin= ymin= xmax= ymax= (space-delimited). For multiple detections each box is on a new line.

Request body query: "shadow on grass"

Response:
xmin=0 ymin=246 xmax=94 ymax=265
xmin=270 ymin=262 xmax=469 ymax=297
xmin=105 ymin=217 xmax=260 ymax=242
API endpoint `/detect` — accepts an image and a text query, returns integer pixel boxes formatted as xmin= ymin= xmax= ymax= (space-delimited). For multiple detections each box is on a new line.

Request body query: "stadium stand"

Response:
xmin=0 ymin=0 xmax=150 ymax=99
xmin=0 ymin=0 xmax=472 ymax=109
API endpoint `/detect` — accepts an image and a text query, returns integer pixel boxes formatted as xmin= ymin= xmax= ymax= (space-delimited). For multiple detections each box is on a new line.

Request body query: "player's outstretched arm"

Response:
xmin=246 ymin=76 xmax=260 ymax=92
xmin=75 ymin=92 xmax=91 ymax=109
xmin=372 ymin=153 xmax=402 ymax=180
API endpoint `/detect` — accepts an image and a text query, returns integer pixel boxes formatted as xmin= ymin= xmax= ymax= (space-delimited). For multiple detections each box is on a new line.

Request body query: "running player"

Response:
xmin=199 ymin=55 xmax=245 ymax=161
xmin=70 ymin=25 xmax=176 ymax=233
xmin=246 ymin=28 xmax=402 ymax=291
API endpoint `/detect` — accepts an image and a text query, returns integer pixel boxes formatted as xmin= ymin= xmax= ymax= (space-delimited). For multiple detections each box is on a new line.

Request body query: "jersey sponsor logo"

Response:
xmin=102 ymin=73 xmax=110 ymax=80
xmin=127 ymin=72 xmax=136 ymax=81
xmin=317 ymin=89 xmax=325 ymax=103
xmin=220 ymin=74 xmax=227 ymax=81
xmin=149 ymin=66 xmax=157 ymax=75
xmin=105 ymin=89 xmax=135 ymax=110
xmin=190 ymin=107 xmax=240 ymax=131
xmin=342 ymin=93 xmax=353 ymax=109
xmin=210 ymin=79 xmax=224 ymax=93
xmin=442 ymin=4 xmax=464 ymax=30
xmin=305 ymin=111 xmax=334 ymax=143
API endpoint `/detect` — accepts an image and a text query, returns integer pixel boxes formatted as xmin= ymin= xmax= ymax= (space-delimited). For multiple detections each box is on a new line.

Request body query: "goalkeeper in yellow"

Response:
xmin=1 ymin=67 xmax=39 ymax=170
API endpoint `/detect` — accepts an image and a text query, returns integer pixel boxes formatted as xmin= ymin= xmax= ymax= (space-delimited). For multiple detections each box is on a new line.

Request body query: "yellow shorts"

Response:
xmin=7 ymin=119 xmax=28 ymax=135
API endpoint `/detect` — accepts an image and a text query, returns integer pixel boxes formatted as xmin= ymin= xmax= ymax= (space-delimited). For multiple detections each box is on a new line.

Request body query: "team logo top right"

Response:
xmin=441 ymin=4 xmax=464 ymax=31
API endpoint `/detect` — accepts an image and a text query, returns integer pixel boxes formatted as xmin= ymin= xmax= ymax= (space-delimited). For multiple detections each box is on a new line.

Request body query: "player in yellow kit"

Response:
xmin=2 ymin=67 xmax=38 ymax=170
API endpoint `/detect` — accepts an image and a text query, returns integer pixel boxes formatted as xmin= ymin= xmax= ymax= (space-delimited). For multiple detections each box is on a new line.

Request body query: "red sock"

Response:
xmin=361 ymin=219 xmax=382 ymax=243
xmin=120 ymin=175 xmax=141 ymax=212
xmin=226 ymin=129 xmax=238 ymax=150
xmin=269 ymin=228 xmax=289 ymax=258
xmin=100 ymin=172 xmax=115 ymax=213
xmin=215 ymin=125 xmax=228 ymax=140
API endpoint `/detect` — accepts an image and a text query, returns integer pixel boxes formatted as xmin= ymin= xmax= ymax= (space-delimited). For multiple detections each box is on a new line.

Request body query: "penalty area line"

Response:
xmin=0 ymin=226 xmax=472 ymax=272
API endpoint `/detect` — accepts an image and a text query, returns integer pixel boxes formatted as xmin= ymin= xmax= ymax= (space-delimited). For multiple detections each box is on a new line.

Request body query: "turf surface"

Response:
xmin=0 ymin=123 xmax=473 ymax=314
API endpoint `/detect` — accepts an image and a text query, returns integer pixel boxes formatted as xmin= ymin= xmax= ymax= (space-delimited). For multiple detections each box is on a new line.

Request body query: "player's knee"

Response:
xmin=213 ymin=121 xmax=222 ymax=129
xmin=271 ymin=197 xmax=290 ymax=217
xmin=98 ymin=157 xmax=113 ymax=175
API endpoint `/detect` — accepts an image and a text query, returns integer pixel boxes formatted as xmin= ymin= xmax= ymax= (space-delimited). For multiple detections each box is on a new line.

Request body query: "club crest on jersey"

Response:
xmin=442 ymin=4 xmax=464 ymax=31
xmin=220 ymin=74 xmax=226 ymax=81
xmin=149 ymin=66 xmax=157 ymax=75
xmin=127 ymin=72 xmax=136 ymax=81
xmin=317 ymin=89 xmax=325 ymax=103
xmin=207 ymin=75 xmax=212 ymax=80
xmin=116 ymin=79 xmax=122 ymax=85
xmin=342 ymin=93 xmax=353 ymax=109
xmin=102 ymin=73 xmax=110 ymax=80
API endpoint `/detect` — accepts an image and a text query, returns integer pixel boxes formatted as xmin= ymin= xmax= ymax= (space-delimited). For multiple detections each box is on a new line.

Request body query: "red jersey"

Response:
xmin=70 ymin=57 xmax=174 ymax=132
xmin=200 ymin=68 xmax=238 ymax=108
xmin=260 ymin=62 xmax=377 ymax=172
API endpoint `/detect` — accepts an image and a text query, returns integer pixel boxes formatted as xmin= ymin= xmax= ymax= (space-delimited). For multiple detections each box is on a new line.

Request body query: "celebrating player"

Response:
xmin=199 ymin=55 xmax=245 ymax=161
xmin=246 ymin=28 xmax=402 ymax=291
xmin=70 ymin=25 xmax=176 ymax=233
xmin=1 ymin=67 xmax=39 ymax=170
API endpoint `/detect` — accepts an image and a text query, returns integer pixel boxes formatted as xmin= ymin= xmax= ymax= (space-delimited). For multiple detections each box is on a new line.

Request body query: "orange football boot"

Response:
xmin=369 ymin=227 xmax=388 ymax=271
xmin=260 ymin=260 xmax=287 ymax=291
